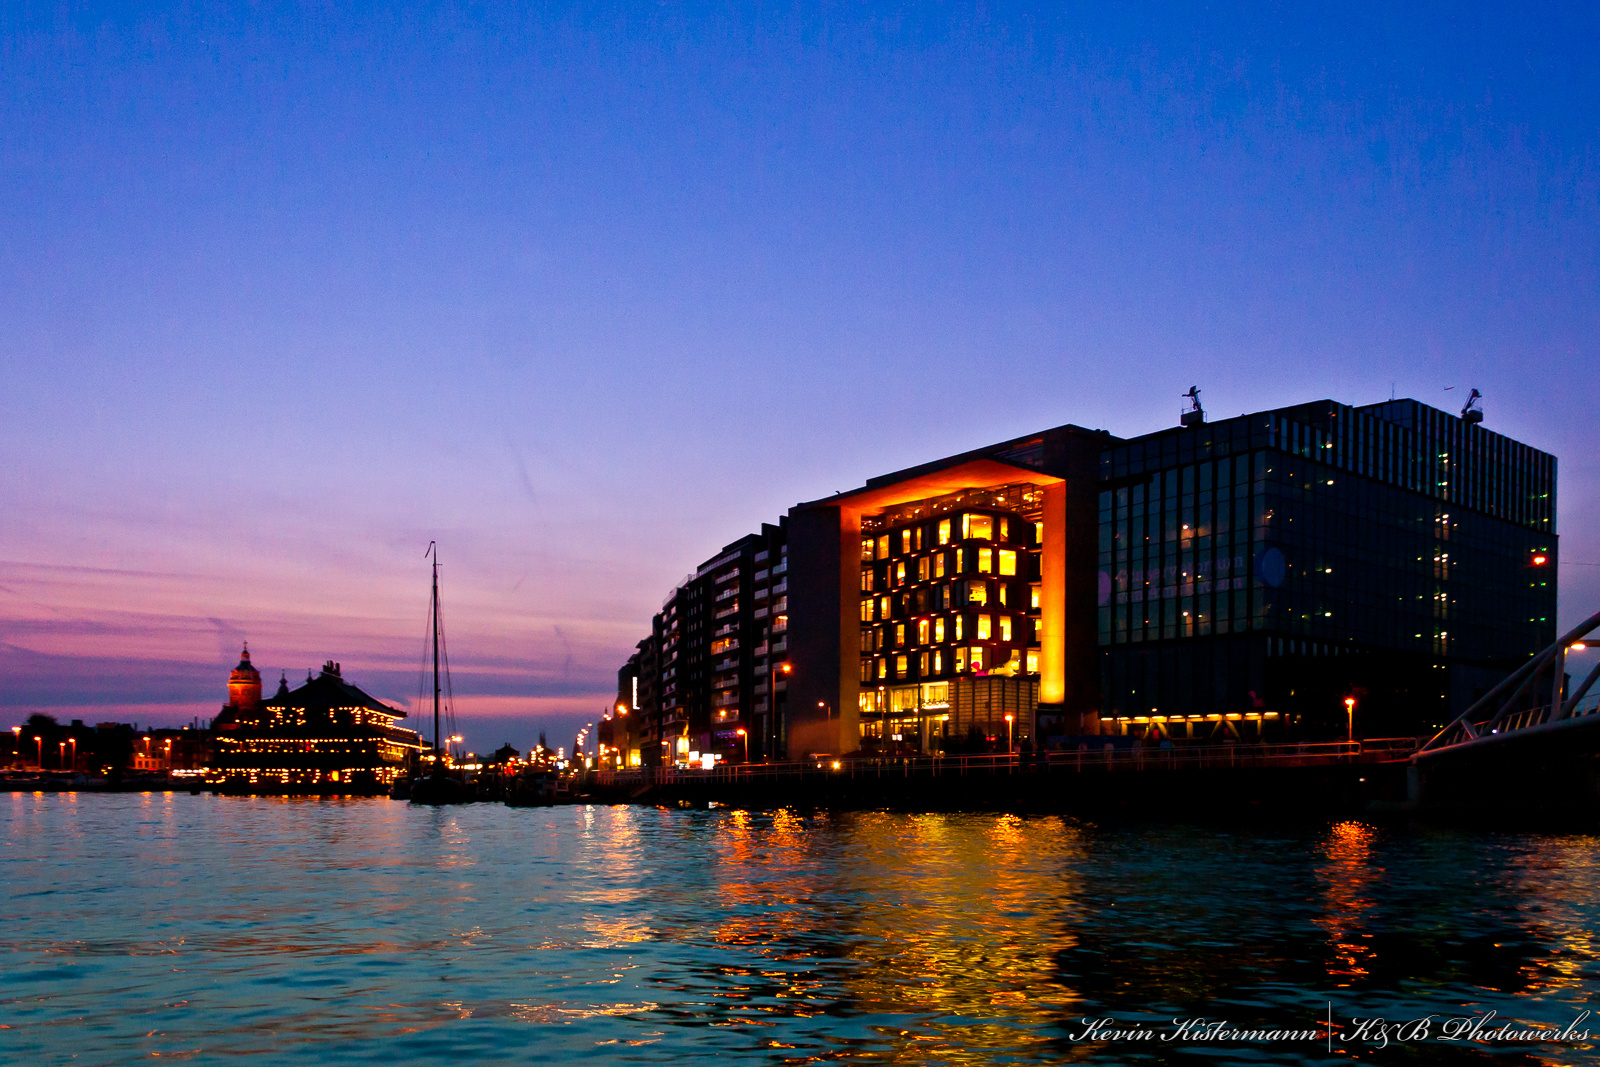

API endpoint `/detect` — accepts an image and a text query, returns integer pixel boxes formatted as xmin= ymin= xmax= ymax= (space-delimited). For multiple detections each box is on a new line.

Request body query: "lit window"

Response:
xmin=915 ymin=527 xmax=924 ymax=551
xmin=917 ymin=556 xmax=930 ymax=581
xmin=962 ymin=513 xmax=993 ymax=540
xmin=896 ymin=561 xmax=906 ymax=585
xmin=998 ymin=549 xmax=1016 ymax=575
xmin=934 ymin=617 xmax=945 ymax=642
xmin=1000 ymin=518 xmax=1009 ymax=539
xmin=878 ymin=659 xmax=888 ymax=679
xmin=998 ymin=584 xmax=1008 ymax=606
xmin=896 ymin=654 xmax=908 ymax=677
xmin=955 ymin=616 xmax=965 ymax=641
xmin=967 ymin=582 xmax=987 ymax=606
xmin=861 ymin=539 xmax=875 ymax=561
xmin=1031 ymin=585 xmax=1040 ymax=609
xmin=880 ymin=596 xmax=890 ymax=618
xmin=877 ymin=534 xmax=890 ymax=559
xmin=978 ymin=548 xmax=993 ymax=573
xmin=860 ymin=629 xmax=873 ymax=652
xmin=917 ymin=619 xmax=930 ymax=644
xmin=956 ymin=647 xmax=967 ymax=672
xmin=860 ymin=568 xmax=874 ymax=592
xmin=935 ymin=553 xmax=946 ymax=578
xmin=955 ymin=549 xmax=965 ymax=574
xmin=969 ymin=647 xmax=985 ymax=671
xmin=860 ymin=600 xmax=873 ymax=621
xmin=933 ymin=650 xmax=943 ymax=673
xmin=1026 ymin=650 xmax=1039 ymax=674
xmin=895 ymin=623 xmax=906 ymax=646
xmin=860 ymin=661 xmax=872 ymax=682
xmin=999 ymin=616 xmax=1012 ymax=641
xmin=938 ymin=518 xmax=951 ymax=544
xmin=977 ymin=615 xmax=992 ymax=640
xmin=918 ymin=652 xmax=929 ymax=675
xmin=901 ymin=529 xmax=912 ymax=554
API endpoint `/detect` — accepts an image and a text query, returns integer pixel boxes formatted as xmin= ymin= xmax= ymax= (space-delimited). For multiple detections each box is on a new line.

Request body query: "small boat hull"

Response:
xmin=410 ymin=775 xmax=471 ymax=806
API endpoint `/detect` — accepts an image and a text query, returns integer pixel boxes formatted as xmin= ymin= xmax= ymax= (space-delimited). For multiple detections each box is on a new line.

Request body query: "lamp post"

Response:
xmin=767 ymin=662 xmax=790 ymax=761
xmin=736 ymin=727 xmax=748 ymax=763
xmin=1344 ymin=696 xmax=1356 ymax=744
xmin=1004 ymin=713 xmax=1014 ymax=754
xmin=68 ymin=737 xmax=77 ymax=773
xmin=58 ymin=741 xmax=66 ymax=771
xmin=35 ymin=735 xmax=43 ymax=770
xmin=615 ymin=703 xmax=628 ymax=769
xmin=10 ymin=726 xmax=19 ymax=768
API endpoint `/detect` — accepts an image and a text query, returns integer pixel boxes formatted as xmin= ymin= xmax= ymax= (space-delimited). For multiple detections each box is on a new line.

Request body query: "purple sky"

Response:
xmin=2 ymin=2 xmax=1597 ymax=753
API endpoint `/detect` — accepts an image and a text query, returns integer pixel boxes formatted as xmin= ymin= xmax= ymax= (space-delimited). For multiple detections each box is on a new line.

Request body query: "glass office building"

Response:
xmin=1097 ymin=400 xmax=1557 ymax=739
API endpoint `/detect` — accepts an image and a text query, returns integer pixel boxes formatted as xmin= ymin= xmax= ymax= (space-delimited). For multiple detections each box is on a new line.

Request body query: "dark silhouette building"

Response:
xmin=617 ymin=396 xmax=1556 ymax=756
xmin=211 ymin=649 xmax=425 ymax=794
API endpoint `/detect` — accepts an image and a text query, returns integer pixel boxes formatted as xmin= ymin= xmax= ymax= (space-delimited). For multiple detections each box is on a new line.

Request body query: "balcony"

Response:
xmin=713 ymin=691 xmax=740 ymax=708
xmin=714 ymin=602 xmax=740 ymax=619
xmin=771 ymin=580 xmax=788 ymax=595
xmin=772 ymin=560 xmax=788 ymax=575
xmin=715 ymin=587 xmax=738 ymax=602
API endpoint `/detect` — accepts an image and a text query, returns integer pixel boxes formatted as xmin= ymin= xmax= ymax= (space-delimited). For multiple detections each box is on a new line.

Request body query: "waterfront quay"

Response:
xmin=593 ymin=738 xmax=1419 ymax=814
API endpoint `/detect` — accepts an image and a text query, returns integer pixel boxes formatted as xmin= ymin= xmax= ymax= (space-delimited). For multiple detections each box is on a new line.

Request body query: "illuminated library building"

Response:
xmin=211 ymin=647 xmax=425 ymax=794
xmin=615 ymin=396 xmax=1556 ymax=763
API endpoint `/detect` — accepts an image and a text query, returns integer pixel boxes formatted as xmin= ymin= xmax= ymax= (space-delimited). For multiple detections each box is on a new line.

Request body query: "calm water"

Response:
xmin=4 ymin=794 xmax=1599 ymax=1065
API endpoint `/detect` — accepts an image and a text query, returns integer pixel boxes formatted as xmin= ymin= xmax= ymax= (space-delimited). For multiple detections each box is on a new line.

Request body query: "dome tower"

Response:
xmin=228 ymin=644 xmax=263 ymax=712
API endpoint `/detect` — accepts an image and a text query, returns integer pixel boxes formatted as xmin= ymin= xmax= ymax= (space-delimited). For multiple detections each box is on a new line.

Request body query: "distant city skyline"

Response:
xmin=2 ymin=2 xmax=1597 ymax=752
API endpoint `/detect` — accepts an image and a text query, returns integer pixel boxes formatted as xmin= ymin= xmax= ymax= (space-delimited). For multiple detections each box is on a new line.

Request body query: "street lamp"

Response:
xmin=1344 ymin=696 xmax=1356 ymax=744
xmin=735 ymin=727 xmax=748 ymax=763
xmin=1004 ymin=713 xmax=1014 ymax=754
xmin=34 ymin=735 xmax=43 ymax=769
xmin=68 ymin=737 xmax=77 ymax=773
xmin=10 ymin=726 xmax=18 ymax=768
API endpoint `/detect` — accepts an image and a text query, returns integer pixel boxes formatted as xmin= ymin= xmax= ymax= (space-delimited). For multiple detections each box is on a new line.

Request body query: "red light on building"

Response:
xmin=1532 ymin=553 xmax=1548 ymax=565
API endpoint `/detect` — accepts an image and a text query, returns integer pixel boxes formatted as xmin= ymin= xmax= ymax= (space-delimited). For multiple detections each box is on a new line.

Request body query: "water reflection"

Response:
xmin=1316 ymin=820 xmax=1381 ymax=984
xmin=3 ymin=793 xmax=1599 ymax=1065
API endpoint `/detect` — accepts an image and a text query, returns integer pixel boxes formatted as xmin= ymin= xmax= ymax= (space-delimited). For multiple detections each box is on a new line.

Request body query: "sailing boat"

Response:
xmin=410 ymin=542 xmax=471 ymax=805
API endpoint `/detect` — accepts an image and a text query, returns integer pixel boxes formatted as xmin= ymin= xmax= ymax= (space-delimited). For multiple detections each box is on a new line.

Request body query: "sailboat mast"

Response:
xmin=432 ymin=548 xmax=442 ymax=762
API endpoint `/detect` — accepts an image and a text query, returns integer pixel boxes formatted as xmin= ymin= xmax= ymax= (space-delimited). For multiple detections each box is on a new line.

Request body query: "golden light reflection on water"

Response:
xmin=684 ymin=809 xmax=1085 ymax=1063
xmin=1314 ymin=820 xmax=1380 ymax=985
xmin=6 ymin=794 xmax=1600 ymax=1065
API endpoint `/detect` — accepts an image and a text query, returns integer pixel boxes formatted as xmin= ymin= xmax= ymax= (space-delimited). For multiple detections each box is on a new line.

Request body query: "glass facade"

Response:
xmin=1097 ymin=400 xmax=1557 ymax=739
xmin=856 ymin=484 xmax=1044 ymax=751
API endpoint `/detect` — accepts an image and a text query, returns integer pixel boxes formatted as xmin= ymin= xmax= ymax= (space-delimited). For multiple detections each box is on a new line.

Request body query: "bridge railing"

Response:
xmin=1418 ymin=607 xmax=1600 ymax=757
xmin=595 ymin=737 xmax=1408 ymax=789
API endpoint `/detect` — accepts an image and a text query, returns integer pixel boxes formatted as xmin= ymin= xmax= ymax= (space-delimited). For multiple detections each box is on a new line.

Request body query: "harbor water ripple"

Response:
xmin=4 ymin=793 xmax=1599 ymax=1065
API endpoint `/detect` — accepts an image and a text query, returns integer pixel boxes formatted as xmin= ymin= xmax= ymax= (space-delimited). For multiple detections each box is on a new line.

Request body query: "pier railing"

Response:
xmin=597 ymin=737 xmax=1412 ymax=789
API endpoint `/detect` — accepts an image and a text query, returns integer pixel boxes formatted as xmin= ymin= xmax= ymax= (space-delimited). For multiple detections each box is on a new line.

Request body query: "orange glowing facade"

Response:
xmin=617 ymin=397 xmax=1556 ymax=757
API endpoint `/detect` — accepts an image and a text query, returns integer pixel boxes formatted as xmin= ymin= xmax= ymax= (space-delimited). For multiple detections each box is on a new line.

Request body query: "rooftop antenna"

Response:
xmin=1181 ymin=386 xmax=1205 ymax=427
xmin=1461 ymin=388 xmax=1483 ymax=425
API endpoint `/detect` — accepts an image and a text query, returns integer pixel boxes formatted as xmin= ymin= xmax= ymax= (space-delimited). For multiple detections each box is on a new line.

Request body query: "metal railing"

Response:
xmin=1418 ymin=607 xmax=1600 ymax=758
xmin=596 ymin=738 xmax=1410 ymax=789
